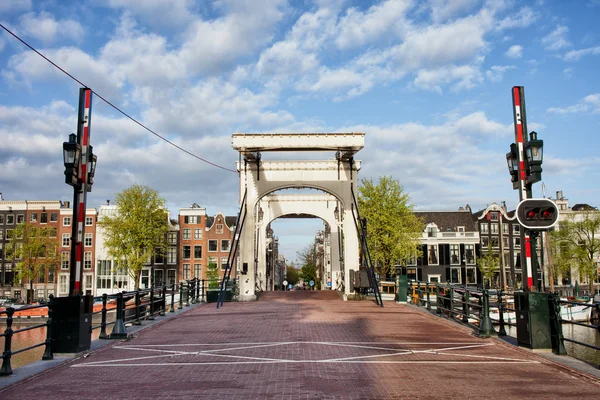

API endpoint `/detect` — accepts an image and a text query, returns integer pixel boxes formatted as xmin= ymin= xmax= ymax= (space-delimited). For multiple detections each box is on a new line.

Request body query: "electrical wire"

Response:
xmin=0 ymin=23 xmax=237 ymax=173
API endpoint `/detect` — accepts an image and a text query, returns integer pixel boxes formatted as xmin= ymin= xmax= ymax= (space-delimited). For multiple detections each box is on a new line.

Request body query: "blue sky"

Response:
xmin=1 ymin=0 xmax=600 ymax=263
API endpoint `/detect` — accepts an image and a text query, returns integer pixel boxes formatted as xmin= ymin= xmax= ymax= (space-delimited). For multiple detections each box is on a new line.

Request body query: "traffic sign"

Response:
xmin=516 ymin=198 xmax=559 ymax=229
xmin=309 ymin=280 xmax=314 ymax=287
xmin=326 ymin=281 xmax=332 ymax=287
xmin=288 ymin=284 xmax=292 ymax=289
xmin=283 ymin=280 xmax=288 ymax=286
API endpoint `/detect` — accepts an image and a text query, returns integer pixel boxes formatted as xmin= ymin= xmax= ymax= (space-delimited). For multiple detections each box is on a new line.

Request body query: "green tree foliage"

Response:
xmin=206 ymin=261 xmax=219 ymax=289
xmin=297 ymin=244 xmax=319 ymax=287
xmin=549 ymin=211 xmax=600 ymax=292
xmin=6 ymin=222 xmax=60 ymax=300
xmin=478 ymin=244 xmax=498 ymax=288
xmin=358 ymin=176 xmax=424 ymax=276
xmin=285 ymin=266 xmax=299 ymax=286
xmin=97 ymin=184 xmax=170 ymax=288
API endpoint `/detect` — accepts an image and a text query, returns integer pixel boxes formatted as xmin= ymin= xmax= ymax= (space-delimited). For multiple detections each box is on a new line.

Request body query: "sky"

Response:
xmin=1 ymin=0 xmax=600 ymax=264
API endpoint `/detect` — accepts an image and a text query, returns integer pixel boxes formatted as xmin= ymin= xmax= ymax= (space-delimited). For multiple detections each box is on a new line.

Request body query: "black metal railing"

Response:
xmin=0 ymin=299 xmax=54 ymax=376
xmin=555 ymin=297 xmax=599 ymax=354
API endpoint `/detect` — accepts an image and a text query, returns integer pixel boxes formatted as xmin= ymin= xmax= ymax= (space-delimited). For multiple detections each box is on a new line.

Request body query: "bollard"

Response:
xmin=134 ymin=289 xmax=142 ymax=325
xmin=42 ymin=295 xmax=54 ymax=360
xmin=149 ymin=287 xmax=155 ymax=321
xmin=426 ymin=283 xmax=431 ymax=310
xmin=478 ymin=289 xmax=497 ymax=338
xmin=552 ymin=292 xmax=567 ymax=355
xmin=497 ymin=290 xmax=507 ymax=337
xmin=99 ymin=293 xmax=109 ymax=339
xmin=110 ymin=292 xmax=128 ymax=339
xmin=462 ymin=291 xmax=469 ymax=323
xmin=436 ymin=283 xmax=441 ymax=315
xmin=160 ymin=285 xmax=166 ymax=316
xmin=0 ymin=307 xmax=15 ymax=376
xmin=178 ymin=282 xmax=184 ymax=310
xmin=170 ymin=283 xmax=175 ymax=313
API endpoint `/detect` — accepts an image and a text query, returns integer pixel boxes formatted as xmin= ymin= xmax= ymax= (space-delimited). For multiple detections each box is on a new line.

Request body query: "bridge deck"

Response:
xmin=2 ymin=293 xmax=598 ymax=399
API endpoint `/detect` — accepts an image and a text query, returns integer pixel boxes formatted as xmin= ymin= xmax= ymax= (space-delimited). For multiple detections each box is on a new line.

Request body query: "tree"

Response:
xmin=285 ymin=266 xmax=299 ymax=286
xmin=97 ymin=184 xmax=170 ymax=288
xmin=478 ymin=244 xmax=498 ymax=289
xmin=549 ymin=211 xmax=600 ymax=293
xmin=206 ymin=261 xmax=219 ymax=289
xmin=358 ymin=176 xmax=424 ymax=276
xmin=6 ymin=222 xmax=60 ymax=302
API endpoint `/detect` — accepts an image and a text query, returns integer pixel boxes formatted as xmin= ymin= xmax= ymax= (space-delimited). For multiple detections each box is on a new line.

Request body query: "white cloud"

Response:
xmin=335 ymin=0 xmax=411 ymax=49
xmin=18 ymin=12 xmax=85 ymax=44
xmin=495 ymin=7 xmax=538 ymax=30
xmin=505 ymin=44 xmax=522 ymax=58
xmin=430 ymin=0 xmax=479 ymax=23
xmin=547 ymin=93 xmax=600 ymax=114
xmin=413 ymin=64 xmax=483 ymax=93
xmin=100 ymin=0 xmax=196 ymax=28
xmin=0 ymin=1 xmax=31 ymax=13
xmin=485 ymin=65 xmax=515 ymax=82
xmin=563 ymin=46 xmax=600 ymax=61
xmin=542 ymin=25 xmax=571 ymax=51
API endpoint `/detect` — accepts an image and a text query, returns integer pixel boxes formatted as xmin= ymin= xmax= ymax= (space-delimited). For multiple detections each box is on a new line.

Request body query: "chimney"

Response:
xmin=556 ymin=190 xmax=563 ymax=200
xmin=106 ymin=199 xmax=110 ymax=205
xmin=63 ymin=201 xmax=70 ymax=209
xmin=0 ymin=192 xmax=3 ymax=201
xmin=465 ymin=204 xmax=471 ymax=212
xmin=501 ymin=201 xmax=507 ymax=211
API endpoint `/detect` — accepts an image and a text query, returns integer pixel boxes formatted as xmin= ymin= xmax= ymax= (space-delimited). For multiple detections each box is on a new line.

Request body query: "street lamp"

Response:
xmin=87 ymin=145 xmax=98 ymax=190
xmin=63 ymin=133 xmax=81 ymax=187
xmin=334 ymin=206 xmax=339 ymax=221
xmin=524 ymin=131 xmax=543 ymax=184
xmin=505 ymin=143 xmax=519 ymax=189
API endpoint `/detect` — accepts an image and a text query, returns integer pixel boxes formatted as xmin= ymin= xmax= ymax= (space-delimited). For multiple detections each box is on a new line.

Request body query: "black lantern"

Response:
xmin=63 ymin=133 xmax=81 ymax=187
xmin=524 ymin=131 xmax=543 ymax=184
xmin=258 ymin=207 xmax=264 ymax=222
xmin=505 ymin=143 xmax=519 ymax=189
xmin=87 ymin=145 xmax=97 ymax=190
xmin=334 ymin=206 xmax=339 ymax=220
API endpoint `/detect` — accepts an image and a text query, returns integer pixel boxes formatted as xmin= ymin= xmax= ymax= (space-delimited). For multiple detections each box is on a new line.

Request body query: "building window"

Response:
xmin=154 ymin=248 xmax=164 ymax=265
xmin=96 ymin=260 xmax=112 ymax=289
xmin=0 ymin=215 xmax=4 ymax=224
xmin=427 ymin=245 xmax=438 ymax=265
xmin=480 ymin=224 xmax=488 ymax=234
xmin=85 ymin=233 xmax=93 ymax=247
xmin=194 ymin=229 xmax=202 ymax=240
xmin=466 ymin=267 xmax=477 ymax=284
xmin=48 ymin=269 xmax=55 ymax=284
xmin=208 ymin=256 xmax=218 ymax=269
xmin=450 ymin=244 xmax=460 ymax=265
xmin=513 ymin=237 xmax=521 ymax=248
xmin=450 ymin=267 xmax=461 ymax=284
xmin=513 ymin=225 xmax=520 ymax=234
xmin=502 ymin=236 xmax=510 ymax=249
xmin=194 ymin=245 xmax=202 ymax=259
xmin=0 ymin=230 xmax=3 ymax=240
xmin=38 ymin=269 xmax=45 ymax=283
xmin=216 ymin=224 xmax=224 ymax=234
xmin=514 ymin=253 xmax=522 ymax=270
xmin=465 ymin=244 xmax=475 ymax=264
xmin=221 ymin=240 xmax=230 ymax=252
xmin=50 ymin=213 xmax=58 ymax=222
xmin=40 ymin=213 xmax=48 ymax=224
xmin=168 ymin=232 xmax=177 ymax=245
xmin=491 ymin=223 xmax=499 ymax=234
xmin=184 ymin=215 xmax=199 ymax=224
xmin=30 ymin=213 xmax=38 ymax=222
xmin=183 ymin=264 xmax=190 ymax=280
xmin=407 ymin=252 xmax=417 ymax=266
xmin=84 ymin=274 xmax=93 ymax=291
xmin=61 ymin=252 xmax=69 ymax=270
xmin=167 ymin=269 xmax=176 ymax=286
xmin=220 ymin=257 xmax=228 ymax=271
xmin=85 ymin=216 xmax=93 ymax=226
xmin=491 ymin=236 xmax=499 ymax=248
xmin=502 ymin=223 xmax=509 ymax=234
xmin=17 ymin=214 xmax=24 ymax=224
xmin=167 ymin=247 xmax=177 ymax=264
xmin=208 ymin=240 xmax=218 ymax=252
xmin=84 ymin=252 xmax=92 ymax=269
xmin=59 ymin=275 xmax=68 ymax=295
xmin=62 ymin=233 xmax=70 ymax=248
xmin=49 ymin=228 xmax=57 ymax=238
xmin=490 ymin=212 xmax=499 ymax=221
xmin=482 ymin=237 xmax=490 ymax=248
xmin=457 ymin=226 xmax=465 ymax=233
xmin=182 ymin=246 xmax=191 ymax=260
xmin=183 ymin=228 xmax=191 ymax=240
xmin=194 ymin=264 xmax=202 ymax=279
xmin=6 ymin=215 xmax=14 ymax=225
xmin=63 ymin=217 xmax=71 ymax=226
xmin=426 ymin=226 xmax=437 ymax=237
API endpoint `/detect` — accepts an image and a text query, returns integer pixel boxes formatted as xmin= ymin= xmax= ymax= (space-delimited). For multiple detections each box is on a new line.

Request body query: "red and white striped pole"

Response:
xmin=69 ymin=88 xmax=92 ymax=296
xmin=511 ymin=86 xmax=535 ymax=291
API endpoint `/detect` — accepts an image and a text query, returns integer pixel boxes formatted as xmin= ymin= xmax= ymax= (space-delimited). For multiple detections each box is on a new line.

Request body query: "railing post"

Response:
xmin=449 ymin=287 xmax=454 ymax=318
xmin=552 ymin=292 xmax=567 ymax=355
xmin=426 ymin=282 xmax=431 ymax=311
xmin=178 ymin=282 xmax=183 ymax=310
xmin=478 ymin=289 xmax=497 ymax=338
xmin=417 ymin=282 xmax=422 ymax=306
xmin=201 ymin=279 xmax=205 ymax=302
xmin=99 ymin=293 xmax=109 ymax=339
xmin=436 ymin=283 xmax=441 ymax=315
xmin=110 ymin=292 xmax=128 ymax=339
xmin=462 ymin=291 xmax=469 ymax=323
xmin=170 ymin=283 xmax=175 ymax=313
xmin=0 ymin=307 xmax=14 ymax=376
xmin=196 ymin=277 xmax=201 ymax=301
xmin=149 ymin=287 xmax=155 ymax=321
xmin=497 ymin=290 xmax=507 ymax=337
xmin=42 ymin=295 xmax=54 ymax=360
xmin=160 ymin=285 xmax=166 ymax=316
xmin=186 ymin=281 xmax=191 ymax=306
xmin=134 ymin=289 xmax=142 ymax=325
xmin=192 ymin=279 xmax=197 ymax=304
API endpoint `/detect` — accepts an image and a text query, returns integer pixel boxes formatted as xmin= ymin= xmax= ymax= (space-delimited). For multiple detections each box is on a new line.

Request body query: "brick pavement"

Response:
xmin=1 ymin=291 xmax=598 ymax=399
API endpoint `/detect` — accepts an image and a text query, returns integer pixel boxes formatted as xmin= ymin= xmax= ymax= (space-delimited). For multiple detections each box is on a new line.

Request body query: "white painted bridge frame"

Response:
xmin=232 ymin=133 xmax=364 ymax=301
